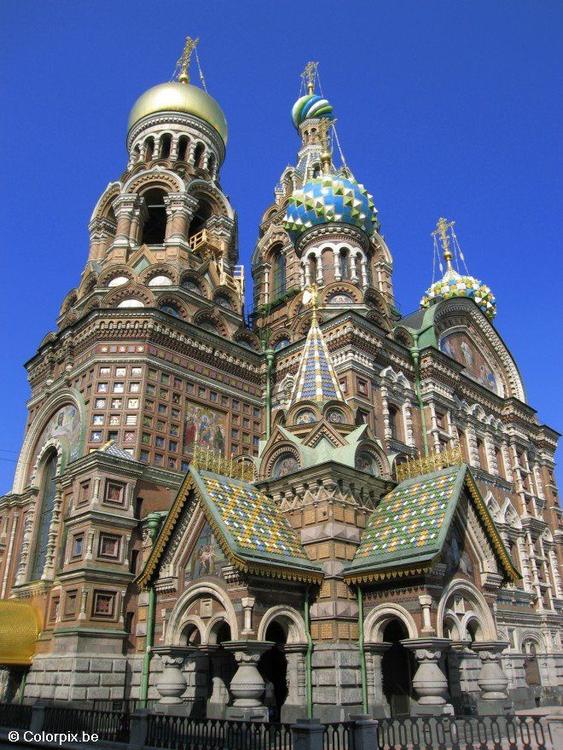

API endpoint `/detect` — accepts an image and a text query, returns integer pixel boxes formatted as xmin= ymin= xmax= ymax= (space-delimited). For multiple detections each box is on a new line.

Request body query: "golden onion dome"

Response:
xmin=128 ymin=81 xmax=228 ymax=144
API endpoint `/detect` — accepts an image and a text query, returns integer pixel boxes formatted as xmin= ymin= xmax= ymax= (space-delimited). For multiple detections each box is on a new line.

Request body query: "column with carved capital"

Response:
xmin=283 ymin=644 xmax=308 ymax=722
xmin=14 ymin=512 xmax=34 ymax=586
xmin=153 ymin=646 xmax=195 ymax=705
xmin=402 ymin=638 xmax=453 ymax=715
xmin=112 ymin=193 xmax=138 ymax=255
xmin=224 ymin=640 xmax=273 ymax=721
xmin=472 ymin=641 xmax=511 ymax=713
xmin=164 ymin=193 xmax=198 ymax=247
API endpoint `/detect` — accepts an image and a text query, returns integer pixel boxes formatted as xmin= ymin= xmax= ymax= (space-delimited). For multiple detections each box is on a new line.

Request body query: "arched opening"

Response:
xmin=258 ymin=621 xmax=289 ymax=722
xmin=177 ymin=136 xmax=189 ymax=162
xmin=132 ymin=144 xmax=141 ymax=164
xmin=181 ymin=623 xmax=202 ymax=646
xmin=30 ymin=451 xmax=58 ymax=581
xmin=144 ymin=137 xmax=155 ymax=162
xmin=193 ymin=143 xmax=205 ymax=169
xmin=309 ymin=255 xmax=318 ymax=285
xmin=339 ymin=248 xmax=350 ymax=279
xmin=188 ymin=198 xmax=214 ymax=243
xmin=381 ymin=619 xmax=414 ymax=716
xmin=207 ymin=153 xmax=216 ymax=178
xmin=523 ymin=640 xmax=542 ymax=688
xmin=271 ymin=246 xmax=286 ymax=299
xmin=141 ymin=188 xmax=167 ymax=245
xmin=207 ymin=620 xmax=237 ymax=719
xmin=388 ymin=404 xmax=401 ymax=441
xmin=160 ymin=133 xmax=172 ymax=159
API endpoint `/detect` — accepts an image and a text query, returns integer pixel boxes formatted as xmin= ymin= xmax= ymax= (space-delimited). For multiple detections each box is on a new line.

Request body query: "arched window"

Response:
xmin=141 ymin=188 xmax=167 ymax=245
xmin=160 ymin=303 xmax=181 ymax=318
xmin=31 ymin=452 xmax=58 ymax=580
xmin=193 ymin=143 xmax=205 ymax=169
xmin=144 ymin=137 xmax=155 ymax=162
xmin=309 ymin=255 xmax=318 ymax=284
xmin=188 ymin=198 xmax=213 ymax=242
xmin=272 ymin=248 xmax=286 ymax=298
xmin=160 ymin=133 xmax=172 ymax=159
xmin=207 ymin=153 xmax=216 ymax=177
xmin=388 ymin=404 xmax=401 ymax=441
xmin=339 ymin=248 xmax=350 ymax=279
xmin=177 ymin=136 xmax=189 ymax=162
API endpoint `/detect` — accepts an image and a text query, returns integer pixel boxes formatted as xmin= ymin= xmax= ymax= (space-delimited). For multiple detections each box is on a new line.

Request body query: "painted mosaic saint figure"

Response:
xmin=183 ymin=404 xmax=226 ymax=455
xmin=185 ymin=521 xmax=227 ymax=582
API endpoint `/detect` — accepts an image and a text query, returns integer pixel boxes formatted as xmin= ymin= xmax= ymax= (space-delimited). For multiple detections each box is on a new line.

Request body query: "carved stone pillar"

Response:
xmin=15 ymin=512 xmax=34 ymax=586
xmin=333 ymin=247 xmax=342 ymax=281
xmin=164 ymin=193 xmax=198 ymax=244
xmin=359 ymin=254 xmax=368 ymax=288
xmin=350 ymin=252 xmax=358 ymax=282
xmin=402 ymin=638 xmax=453 ymax=714
xmin=418 ymin=595 xmax=434 ymax=635
xmin=240 ymin=597 xmax=255 ymax=635
xmin=224 ymin=640 xmax=273 ymax=721
xmin=153 ymin=646 xmax=195 ymax=705
xmin=112 ymin=193 xmax=138 ymax=250
xmin=365 ymin=643 xmax=391 ymax=717
xmin=472 ymin=641 xmax=510 ymax=701
xmin=283 ymin=644 xmax=307 ymax=722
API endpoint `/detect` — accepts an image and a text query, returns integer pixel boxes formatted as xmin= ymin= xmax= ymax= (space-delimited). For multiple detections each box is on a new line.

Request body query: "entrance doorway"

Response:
xmin=381 ymin=620 xmax=414 ymax=716
xmin=258 ymin=622 xmax=289 ymax=721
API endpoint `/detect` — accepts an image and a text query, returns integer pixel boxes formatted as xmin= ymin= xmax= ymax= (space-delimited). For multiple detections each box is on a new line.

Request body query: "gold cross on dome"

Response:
xmin=432 ymin=217 xmax=455 ymax=268
xmin=301 ymin=61 xmax=318 ymax=95
xmin=176 ymin=36 xmax=199 ymax=84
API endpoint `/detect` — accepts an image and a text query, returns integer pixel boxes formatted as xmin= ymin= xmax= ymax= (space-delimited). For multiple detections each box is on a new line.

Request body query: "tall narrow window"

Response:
xmin=388 ymin=404 xmax=401 ymax=441
xmin=31 ymin=452 xmax=57 ymax=580
xmin=272 ymin=249 xmax=286 ymax=298
xmin=339 ymin=248 xmax=350 ymax=279
xmin=160 ymin=133 xmax=172 ymax=159
xmin=193 ymin=143 xmax=205 ymax=169
xmin=144 ymin=137 xmax=154 ymax=162
xmin=177 ymin=136 xmax=189 ymax=162
xmin=141 ymin=189 xmax=167 ymax=245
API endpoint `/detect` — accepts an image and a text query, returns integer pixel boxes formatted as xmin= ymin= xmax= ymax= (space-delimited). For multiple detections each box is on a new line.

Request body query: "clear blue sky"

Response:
xmin=1 ymin=1 xmax=562 ymax=494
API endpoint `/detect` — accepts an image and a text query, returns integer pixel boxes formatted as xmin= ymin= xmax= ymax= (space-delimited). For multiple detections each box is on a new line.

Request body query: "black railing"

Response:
xmin=0 ymin=702 xmax=33 ymax=729
xmin=323 ymin=721 xmax=356 ymax=750
xmin=42 ymin=704 xmax=130 ymax=744
xmin=377 ymin=714 xmax=549 ymax=750
xmin=146 ymin=714 xmax=294 ymax=750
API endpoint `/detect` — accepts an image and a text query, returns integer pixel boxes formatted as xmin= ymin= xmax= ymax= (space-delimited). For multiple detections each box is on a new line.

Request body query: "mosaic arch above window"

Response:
xmin=271 ymin=452 xmax=299 ymax=479
xmin=439 ymin=330 xmax=502 ymax=396
xmin=29 ymin=403 xmax=81 ymax=480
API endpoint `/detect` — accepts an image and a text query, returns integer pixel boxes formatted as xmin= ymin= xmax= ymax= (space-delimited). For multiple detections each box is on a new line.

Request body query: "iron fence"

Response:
xmin=323 ymin=721 xmax=356 ymax=750
xmin=0 ymin=702 xmax=33 ymax=730
xmin=146 ymin=713 xmax=294 ymax=750
xmin=42 ymin=704 xmax=130 ymax=744
xmin=377 ymin=714 xmax=550 ymax=750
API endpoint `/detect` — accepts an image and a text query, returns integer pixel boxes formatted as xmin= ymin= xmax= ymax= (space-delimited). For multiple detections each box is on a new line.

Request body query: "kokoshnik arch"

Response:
xmin=0 ymin=40 xmax=561 ymax=720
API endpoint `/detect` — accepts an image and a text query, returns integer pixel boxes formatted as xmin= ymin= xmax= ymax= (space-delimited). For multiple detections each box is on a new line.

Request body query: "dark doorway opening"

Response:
xmin=141 ymin=189 xmax=167 ymax=245
xmin=381 ymin=619 xmax=414 ymax=716
xmin=258 ymin=622 xmax=289 ymax=722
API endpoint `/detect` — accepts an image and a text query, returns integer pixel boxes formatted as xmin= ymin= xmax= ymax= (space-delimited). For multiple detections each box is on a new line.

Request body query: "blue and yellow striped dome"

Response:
xmin=283 ymin=175 xmax=377 ymax=237
xmin=292 ymin=94 xmax=334 ymax=129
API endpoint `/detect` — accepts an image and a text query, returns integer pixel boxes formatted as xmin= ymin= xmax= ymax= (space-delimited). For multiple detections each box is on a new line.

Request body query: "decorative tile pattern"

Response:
xmin=354 ymin=466 xmax=461 ymax=561
xmin=421 ymin=269 xmax=496 ymax=320
xmin=289 ymin=319 xmax=344 ymax=405
xmin=201 ymin=473 xmax=308 ymax=560
xmin=284 ymin=175 xmax=376 ymax=236
xmin=292 ymin=93 xmax=333 ymax=128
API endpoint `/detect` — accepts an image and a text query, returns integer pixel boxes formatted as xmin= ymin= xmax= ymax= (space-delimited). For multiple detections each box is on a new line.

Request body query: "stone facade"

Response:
xmin=0 ymin=48 xmax=561 ymax=721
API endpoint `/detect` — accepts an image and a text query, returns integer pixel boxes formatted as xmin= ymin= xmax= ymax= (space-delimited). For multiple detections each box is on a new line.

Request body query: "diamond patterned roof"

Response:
xmin=289 ymin=318 xmax=344 ymax=405
xmin=343 ymin=464 xmax=519 ymax=582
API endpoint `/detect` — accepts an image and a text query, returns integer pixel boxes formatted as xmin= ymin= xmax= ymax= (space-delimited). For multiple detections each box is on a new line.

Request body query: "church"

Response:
xmin=0 ymin=39 xmax=561 ymax=722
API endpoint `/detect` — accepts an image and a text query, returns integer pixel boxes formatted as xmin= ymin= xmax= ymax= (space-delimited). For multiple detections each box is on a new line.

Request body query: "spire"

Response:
xmin=175 ymin=36 xmax=199 ymax=84
xmin=289 ymin=287 xmax=345 ymax=406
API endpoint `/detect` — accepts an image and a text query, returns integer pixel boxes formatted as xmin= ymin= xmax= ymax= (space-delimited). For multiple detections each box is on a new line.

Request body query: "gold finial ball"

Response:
xmin=128 ymin=81 xmax=228 ymax=144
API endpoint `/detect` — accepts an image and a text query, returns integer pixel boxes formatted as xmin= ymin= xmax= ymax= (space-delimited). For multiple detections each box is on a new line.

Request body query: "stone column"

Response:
xmin=364 ymin=643 xmax=391 ymax=717
xmin=164 ymin=193 xmax=198 ymax=245
xmin=112 ymin=193 xmax=138 ymax=251
xmin=472 ymin=641 xmax=510 ymax=700
xmin=350 ymin=253 xmax=359 ymax=282
xmin=333 ymin=248 xmax=342 ymax=281
xmin=15 ymin=512 xmax=34 ymax=586
xmin=418 ymin=595 xmax=434 ymax=635
xmin=153 ymin=646 xmax=195 ymax=705
xmin=359 ymin=254 xmax=369 ymax=288
xmin=223 ymin=640 xmax=273 ymax=721
xmin=240 ymin=597 xmax=255 ymax=635
xmin=283 ymin=645 xmax=308 ymax=722
xmin=402 ymin=638 xmax=453 ymax=715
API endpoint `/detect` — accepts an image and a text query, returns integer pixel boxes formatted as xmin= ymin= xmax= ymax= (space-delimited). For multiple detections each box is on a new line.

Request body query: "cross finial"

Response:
xmin=176 ymin=36 xmax=199 ymax=84
xmin=301 ymin=61 xmax=318 ymax=95
xmin=432 ymin=217 xmax=455 ymax=270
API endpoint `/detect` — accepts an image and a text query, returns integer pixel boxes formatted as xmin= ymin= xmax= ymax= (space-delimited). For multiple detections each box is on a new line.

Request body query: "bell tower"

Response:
xmin=64 ymin=36 xmax=245 ymax=335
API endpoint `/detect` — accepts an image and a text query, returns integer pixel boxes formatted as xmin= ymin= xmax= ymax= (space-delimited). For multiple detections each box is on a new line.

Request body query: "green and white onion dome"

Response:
xmin=292 ymin=93 xmax=334 ymax=129
xmin=283 ymin=174 xmax=377 ymax=237
xmin=421 ymin=269 xmax=496 ymax=320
